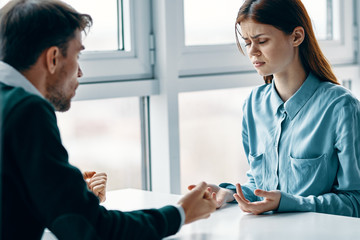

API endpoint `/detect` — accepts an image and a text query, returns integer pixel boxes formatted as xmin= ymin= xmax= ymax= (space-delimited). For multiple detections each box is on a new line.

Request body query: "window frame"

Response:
xmin=78 ymin=0 xmax=153 ymax=84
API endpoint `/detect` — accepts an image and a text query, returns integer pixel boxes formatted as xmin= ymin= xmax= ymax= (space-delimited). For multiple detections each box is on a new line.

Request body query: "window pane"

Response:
xmin=184 ymin=0 xmax=338 ymax=46
xmin=56 ymin=97 xmax=142 ymax=191
xmin=184 ymin=0 xmax=239 ymax=46
xmin=179 ymin=88 xmax=253 ymax=193
xmin=65 ymin=0 xmax=119 ymax=51
xmin=0 ymin=1 xmax=6 ymax=8
xmin=65 ymin=0 xmax=132 ymax=51
xmin=0 ymin=0 xmax=130 ymax=51
xmin=302 ymin=0 xmax=339 ymax=40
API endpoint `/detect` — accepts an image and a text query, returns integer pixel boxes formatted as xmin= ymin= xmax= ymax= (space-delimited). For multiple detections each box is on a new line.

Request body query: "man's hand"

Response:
xmin=178 ymin=182 xmax=217 ymax=224
xmin=233 ymin=183 xmax=281 ymax=215
xmin=188 ymin=183 xmax=234 ymax=209
xmin=83 ymin=171 xmax=107 ymax=203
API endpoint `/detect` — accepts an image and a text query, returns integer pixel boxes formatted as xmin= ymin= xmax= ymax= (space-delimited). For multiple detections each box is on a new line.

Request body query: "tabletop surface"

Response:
xmin=102 ymin=189 xmax=360 ymax=240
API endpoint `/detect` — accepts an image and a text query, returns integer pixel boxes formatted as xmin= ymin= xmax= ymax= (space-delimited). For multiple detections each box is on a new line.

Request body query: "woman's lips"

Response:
xmin=253 ymin=61 xmax=265 ymax=68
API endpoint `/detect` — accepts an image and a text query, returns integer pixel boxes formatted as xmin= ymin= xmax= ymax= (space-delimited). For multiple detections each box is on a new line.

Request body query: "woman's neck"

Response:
xmin=273 ymin=65 xmax=307 ymax=102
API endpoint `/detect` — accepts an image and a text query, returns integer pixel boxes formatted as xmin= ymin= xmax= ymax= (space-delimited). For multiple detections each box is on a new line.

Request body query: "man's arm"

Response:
xmin=7 ymin=96 xmax=216 ymax=239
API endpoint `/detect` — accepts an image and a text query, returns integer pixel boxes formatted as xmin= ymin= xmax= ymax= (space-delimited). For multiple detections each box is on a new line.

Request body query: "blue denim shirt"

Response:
xmin=224 ymin=72 xmax=360 ymax=217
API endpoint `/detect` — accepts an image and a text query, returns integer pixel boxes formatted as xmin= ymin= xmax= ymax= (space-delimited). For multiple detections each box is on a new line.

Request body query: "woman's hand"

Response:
xmin=233 ymin=183 xmax=281 ymax=215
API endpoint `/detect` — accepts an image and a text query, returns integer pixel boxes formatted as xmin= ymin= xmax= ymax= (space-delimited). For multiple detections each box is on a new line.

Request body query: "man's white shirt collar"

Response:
xmin=0 ymin=61 xmax=43 ymax=98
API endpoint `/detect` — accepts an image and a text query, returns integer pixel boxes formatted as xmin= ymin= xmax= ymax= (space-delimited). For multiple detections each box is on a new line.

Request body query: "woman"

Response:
xmin=190 ymin=0 xmax=360 ymax=217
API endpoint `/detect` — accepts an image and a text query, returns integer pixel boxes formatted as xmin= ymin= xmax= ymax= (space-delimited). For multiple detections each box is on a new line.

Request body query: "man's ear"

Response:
xmin=292 ymin=26 xmax=305 ymax=47
xmin=45 ymin=46 xmax=61 ymax=74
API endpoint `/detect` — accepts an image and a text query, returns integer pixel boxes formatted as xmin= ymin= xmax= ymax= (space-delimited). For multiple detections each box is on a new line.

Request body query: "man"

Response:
xmin=0 ymin=0 xmax=217 ymax=239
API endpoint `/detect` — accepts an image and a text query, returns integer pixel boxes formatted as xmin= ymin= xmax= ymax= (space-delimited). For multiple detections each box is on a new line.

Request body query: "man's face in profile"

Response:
xmin=45 ymin=29 xmax=84 ymax=112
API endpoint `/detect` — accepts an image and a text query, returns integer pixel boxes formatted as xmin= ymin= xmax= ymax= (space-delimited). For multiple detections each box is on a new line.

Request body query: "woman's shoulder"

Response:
xmin=248 ymin=83 xmax=272 ymax=99
xmin=242 ymin=83 xmax=272 ymax=110
xmin=316 ymin=81 xmax=360 ymax=110
xmin=318 ymin=81 xmax=358 ymax=100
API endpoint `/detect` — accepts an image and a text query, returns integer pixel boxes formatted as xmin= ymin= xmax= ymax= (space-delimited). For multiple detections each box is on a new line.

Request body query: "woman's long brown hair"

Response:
xmin=235 ymin=0 xmax=339 ymax=85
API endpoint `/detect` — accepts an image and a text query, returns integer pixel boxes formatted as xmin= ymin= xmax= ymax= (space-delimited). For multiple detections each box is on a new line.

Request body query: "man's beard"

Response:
xmin=45 ymin=85 xmax=71 ymax=112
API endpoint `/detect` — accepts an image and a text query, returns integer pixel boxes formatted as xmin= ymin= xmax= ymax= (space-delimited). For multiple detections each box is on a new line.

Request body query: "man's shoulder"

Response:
xmin=1 ymin=81 xmax=31 ymax=98
xmin=1 ymin=82 xmax=53 ymax=120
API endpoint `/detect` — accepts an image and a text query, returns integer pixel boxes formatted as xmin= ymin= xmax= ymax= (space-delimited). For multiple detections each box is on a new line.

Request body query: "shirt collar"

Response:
xmin=270 ymin=80 xmax=285 ymax=115
xmin=270 ymin=72 xmax=321 ymax=120
xmin=0 ymin=61 xmax=43 ymax=98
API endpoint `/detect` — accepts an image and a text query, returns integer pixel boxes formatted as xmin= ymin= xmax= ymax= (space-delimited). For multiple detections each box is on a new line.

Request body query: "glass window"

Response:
xmin=56 ymin=97 xmax=142 ymax=191
xmin=184 ymin=0 xmax=239 ymax=46
xmin=184 ymin=0 xmax=338 ymax=46
xmin=302 ymin=0 xmax=339 ymax=40
xmin=68 ymin=0 xmax=131 ymax=51
xmin=179 ymin=87 xmax=253 ymax=193
xmin=0 ymin=1 xmax=6 ymax=8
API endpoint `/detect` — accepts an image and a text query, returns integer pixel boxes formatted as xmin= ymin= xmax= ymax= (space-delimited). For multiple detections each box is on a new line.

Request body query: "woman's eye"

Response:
xmin=259 ymin=40 xmax=267 ymax=44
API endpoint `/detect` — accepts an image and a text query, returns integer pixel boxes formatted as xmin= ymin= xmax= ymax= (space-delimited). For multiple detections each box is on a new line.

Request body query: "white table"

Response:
xmin=43 ymin=188 xmax=360 ymax=239
xmin=103 ymin=189 xmax=360 ymax=240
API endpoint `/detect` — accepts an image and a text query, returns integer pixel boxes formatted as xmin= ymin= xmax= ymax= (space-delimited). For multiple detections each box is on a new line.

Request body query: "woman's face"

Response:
xmin=240 ymin=19 xmax=297 ymax=78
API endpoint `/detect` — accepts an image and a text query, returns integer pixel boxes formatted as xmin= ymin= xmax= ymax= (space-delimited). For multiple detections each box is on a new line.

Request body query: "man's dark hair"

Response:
xmin=0 ymin=0 xmax=92 ymax=72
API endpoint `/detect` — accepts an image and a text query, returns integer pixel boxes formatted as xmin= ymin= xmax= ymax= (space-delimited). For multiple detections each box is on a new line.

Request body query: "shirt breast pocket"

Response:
xmin=248 ymin=153 xmax=265 ymax=189
xmin=288 ymin=153 xmax=327 ymax=195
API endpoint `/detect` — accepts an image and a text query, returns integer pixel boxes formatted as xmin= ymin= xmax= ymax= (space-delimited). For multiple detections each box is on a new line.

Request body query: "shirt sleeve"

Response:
xmin=6 ymin=96 xmax=181 ymax=239
xmin=175 ymin=205 xmax=185 ymax=229
xmin=277 ymin=97 xmax=360 ymax=217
